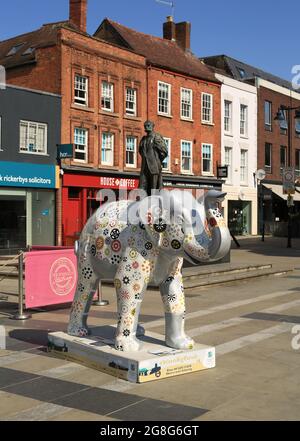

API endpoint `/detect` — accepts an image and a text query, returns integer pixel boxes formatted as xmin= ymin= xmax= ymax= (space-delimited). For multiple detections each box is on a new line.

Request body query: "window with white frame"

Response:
xmin=181 ymin=88 xmax=192 ymax=119
xmin=74 ymin=127 xmax=88 ymax=162
xmin=101 ymin=81 xmax=114 ymax=112
xmin=224 ymin=100 xmax=232 ymax=133
xmin=224 ymin=146 xmax=232 ymax=182
xmin=181 ymin=140 xmax=192 ymax=173
xmin=240 ymin=149 xmax=248 ymax=183
xmin=162 ymin=137 xmax=171 ymax=171
xmin=158 ymin=81 xmax=171 ymax=115
xmin=240 ymin=104 xmax=248 ymax=136
xmin=125 ymin=87 xmax=137 ymax=116
xmin=19 ymin=120 xmax=48 ymax=154
xmin=201 ymin=93 xmax=213 ymax=124
xmin=202 ymin=143 xmax=213 ymax=174
xmin=264 ymin=101 xmax=272 ymax=131
xmin=125 ymin=136 xmax=137 ymax=167
xmin=101 ymin=132 xmax=114 ymax=165
xmin=74 ymin=74 xmax=88 ymax=106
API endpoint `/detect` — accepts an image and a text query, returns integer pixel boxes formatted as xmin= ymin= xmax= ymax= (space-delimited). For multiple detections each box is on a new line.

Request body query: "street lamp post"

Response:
xmin=274 ymin=105 xmax=300 ymax=248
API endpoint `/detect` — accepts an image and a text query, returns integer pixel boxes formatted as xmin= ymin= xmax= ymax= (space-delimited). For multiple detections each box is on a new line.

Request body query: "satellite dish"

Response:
xmin=255 ymin=169 xmax=266 ymax=181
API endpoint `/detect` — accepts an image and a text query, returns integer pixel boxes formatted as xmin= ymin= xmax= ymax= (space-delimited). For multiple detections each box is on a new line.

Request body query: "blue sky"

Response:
xmin=1 ymin=0 xmax=299 ymax=81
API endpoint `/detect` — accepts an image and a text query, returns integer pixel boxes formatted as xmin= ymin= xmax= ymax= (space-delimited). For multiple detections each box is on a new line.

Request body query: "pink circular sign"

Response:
xmin=49 ymin=258 xmax=76 ymax=296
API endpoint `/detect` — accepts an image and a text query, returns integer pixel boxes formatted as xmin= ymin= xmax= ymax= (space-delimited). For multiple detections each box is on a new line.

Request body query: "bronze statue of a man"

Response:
xmin=139 ymin=120 xmax=168 ymax=195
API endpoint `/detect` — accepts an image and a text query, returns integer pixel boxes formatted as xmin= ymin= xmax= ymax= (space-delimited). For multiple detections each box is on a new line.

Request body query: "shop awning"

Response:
xmin=263 ymin=184 xmax=300 ymax=201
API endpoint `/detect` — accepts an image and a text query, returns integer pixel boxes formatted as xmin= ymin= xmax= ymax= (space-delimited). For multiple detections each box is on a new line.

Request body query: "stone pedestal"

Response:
xmin=48 ymin=326 xmax=215 ymax=383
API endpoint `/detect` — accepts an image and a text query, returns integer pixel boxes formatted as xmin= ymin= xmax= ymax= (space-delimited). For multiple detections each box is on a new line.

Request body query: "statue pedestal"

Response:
xmin=48 ymin=326 xmax=215 ymax=383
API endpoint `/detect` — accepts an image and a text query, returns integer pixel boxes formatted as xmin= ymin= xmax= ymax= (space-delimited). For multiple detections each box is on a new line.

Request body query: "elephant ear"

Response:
xmin=138 ymin=196 xmax=167 ymax=248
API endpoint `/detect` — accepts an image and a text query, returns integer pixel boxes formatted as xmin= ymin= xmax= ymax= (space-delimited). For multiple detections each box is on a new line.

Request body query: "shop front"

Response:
xmin=62 ymin=171 xmax=140 ymax=246
xmin=0 ymin=161 xmax=58 ymax=254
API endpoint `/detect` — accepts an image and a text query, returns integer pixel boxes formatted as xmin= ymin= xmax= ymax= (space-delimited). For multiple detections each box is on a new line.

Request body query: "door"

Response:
xmin=0 ymin=195 xmax=26 ymax=253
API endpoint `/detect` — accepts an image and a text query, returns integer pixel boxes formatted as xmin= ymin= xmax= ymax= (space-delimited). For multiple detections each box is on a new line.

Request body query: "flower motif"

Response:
xmin=123 ymin=276 xmax=131 ymax=285
xmin=121 ymin=305 xmax=129 ymax=315
xmin=104 ymin=248 xmax=111 ymax=256
xmin=167 ymin=293 xmax=177 ymax=302
xmin=90 ymin=245 xmax=97 ymax=256
xmin=131 ymin=225 xmax=138 ymax=233
xmin=132 ymin=261 xmax=139 ymax=269
xmin=99 ymin=218 xmax=109 ymax=228
xmin=141 ymin=250 xmax=147 ymax=257
xmin=111 ymin=240 xmax=121 ymax=253
xmin=123 ymin=329 xmax=130 ymax=337
xmin=132 ymin=272 xmax=141 ymax=281
xmin=110 ymin=228 xmax=120 ymax=239
xmin=103 ymin=228 xmax=109 ymax=236
xmin=128 ymin=237 xmax=135 ymax=247
xmin=162 ymin=238 xmax=169 ymax=248
xmin=209 ymin=217 xmax=217 ymax=227
xmin=129 ymin=249 xmax=137 ymax=259
xmin=133 ymin=283 xmax=140 ymax=292
xmin=96 ymin=237 xmax=104 ymax=250
xmin=171 ymin=239 xmax=181 ymax=250
xmin=141 ymin=261 xmax=151 ymax=273
xmin=114 ymin=279 xmax=122 ymax=289
xmin=120 ymin=290 xmax=130 ymax=300
xmin=125 ymin=264 xmax=132 ymax=272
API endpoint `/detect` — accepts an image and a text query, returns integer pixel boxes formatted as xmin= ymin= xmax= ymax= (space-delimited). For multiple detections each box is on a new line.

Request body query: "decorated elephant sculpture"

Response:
xmin=68 ymin=189 xmax=231 ymax=351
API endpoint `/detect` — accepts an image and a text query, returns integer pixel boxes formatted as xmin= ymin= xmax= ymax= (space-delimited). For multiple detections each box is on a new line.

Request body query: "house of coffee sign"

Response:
xmin=282 ymin=167 xmax=295 ymax=194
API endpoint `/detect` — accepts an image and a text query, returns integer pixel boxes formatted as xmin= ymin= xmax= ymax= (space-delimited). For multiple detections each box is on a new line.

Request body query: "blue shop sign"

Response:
xmin=0 ymin=161 xmax=57 ymax=189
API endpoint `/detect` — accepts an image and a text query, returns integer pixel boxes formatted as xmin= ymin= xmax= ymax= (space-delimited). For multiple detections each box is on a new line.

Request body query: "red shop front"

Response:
xmin=62 ymin=172 xmax=139 ymax=246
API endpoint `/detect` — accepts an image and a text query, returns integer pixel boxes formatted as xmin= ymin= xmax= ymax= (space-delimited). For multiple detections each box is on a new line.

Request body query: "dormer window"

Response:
xmin=22 ymin=47 xmax=35 ymax=56
xmin=6 ymin=43 xmax=25 ymax=57
xmin=237 ymin=68 xmax=245 ymax=78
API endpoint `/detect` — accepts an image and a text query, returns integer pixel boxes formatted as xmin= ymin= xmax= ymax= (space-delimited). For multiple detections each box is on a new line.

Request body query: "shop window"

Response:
xmin=101 ymin=132 xmax=114 ymax=166
xmin=201 ymin=93 xmax=213 ymax=124
xmin=265 ymin=143 xmax=272 ymax=173
xmin=68 ymin=188 xmax=81 ymax=199
xmin=181 ymin=88 xmax=193 ymax=120
xmin=19 ymin=120 xmax=48 ymax=155
xmin=202 ymin=143 xmax=213 ymax=175
xmin=101 ymin=81 xmax=114 ymax=112
xmin=125 ymin=136 xmax=137 ymax=168
xmin=74 ymin=128 xmax=88 ymax=163
xmin=74 ymin=74 xmax=88 ymax=106
xmin=181 ymin=140 xmax=192 ymax=173
xmin=158 ymin=81 xmax=171 ymax=116
xmin=162 ymin=138 xmax=171 ymax=171
xmin=125 ymin=87 xmax=137 ymax=116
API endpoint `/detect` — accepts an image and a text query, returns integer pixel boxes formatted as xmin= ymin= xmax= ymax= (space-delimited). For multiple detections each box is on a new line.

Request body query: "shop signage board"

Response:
xmin=57 ymin=144 xmax=73 ymax=159
xmin=282 ymin=167 xmax=295 ymax=194
xmin=63 ymin=173 xmax=139 ymax=189
xmin=0 ymin=161 xmax=57 ymax=189
xmin=217 ymin=166 xmax=228 ymax=178
xmin=25 ymin=249 xmax=78 ymax=308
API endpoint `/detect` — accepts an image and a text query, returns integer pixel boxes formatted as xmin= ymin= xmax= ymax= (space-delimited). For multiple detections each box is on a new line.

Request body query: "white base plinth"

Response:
xmin=48 ymin=326 xmax=215 ymax=383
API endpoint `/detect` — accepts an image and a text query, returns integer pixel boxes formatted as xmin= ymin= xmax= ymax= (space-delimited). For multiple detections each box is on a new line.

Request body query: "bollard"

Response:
xmin=11 ymin=252 xmax=31 ymax=320
xmin=93 ymin=280 xmax=109 ymax=307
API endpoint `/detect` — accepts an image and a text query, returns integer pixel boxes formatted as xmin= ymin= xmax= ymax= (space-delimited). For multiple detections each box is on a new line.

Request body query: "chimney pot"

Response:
xmin=69 ymin=0 xmax=87 ymax=33
xmin=167 ymin=15 xmax=173 ymax=22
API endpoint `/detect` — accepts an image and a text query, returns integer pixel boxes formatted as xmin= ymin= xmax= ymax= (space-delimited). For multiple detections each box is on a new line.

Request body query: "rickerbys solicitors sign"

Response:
xmin=0 ymin=161 xmax=58 ymax=189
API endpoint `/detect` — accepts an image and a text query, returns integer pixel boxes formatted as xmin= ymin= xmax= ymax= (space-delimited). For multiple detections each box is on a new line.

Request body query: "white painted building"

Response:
xmin=216 ymin=74 xmax=258 ymax=235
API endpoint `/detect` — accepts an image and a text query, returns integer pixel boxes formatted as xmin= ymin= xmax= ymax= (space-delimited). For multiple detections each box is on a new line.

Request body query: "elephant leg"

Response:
xmin=159 ymin=259 xmax=194 ymax=350
xmin=68 ymin=254 xmax=99 ymax=338
xmin=113 ymin=251 xmax=153 ymax=351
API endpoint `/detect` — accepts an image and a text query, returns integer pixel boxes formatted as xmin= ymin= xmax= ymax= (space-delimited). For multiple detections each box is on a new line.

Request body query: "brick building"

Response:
xmin=203 ymin=55 xmax=300 ymax=236
xmin=0 ymin=0 xmax=222 ymax=246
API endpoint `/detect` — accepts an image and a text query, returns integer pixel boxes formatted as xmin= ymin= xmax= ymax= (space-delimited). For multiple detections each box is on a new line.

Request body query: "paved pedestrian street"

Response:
xmin=0 ymin=238 xmax=300 ymax=421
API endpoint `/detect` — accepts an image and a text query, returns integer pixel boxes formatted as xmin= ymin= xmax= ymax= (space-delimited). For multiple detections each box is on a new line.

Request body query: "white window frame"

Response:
xmin=19 ymin=120 xmax=48 ymax=155
xmin=224 ymin=100 xmax=232 ymax=134
xmin=125 ymin=135 xmax=137 ymax=168
xmin=74 ymin=74 xmax=88 ymax=106
xmin=201 ymin=93 xmax=213 ymax=124
xmin=181 ymin=140 xmax=193 ymax=174
xmin=74 ymin=127 xmax=88 ymax=163
xmin=125 ymin=87 xmax=137 ymax=116
xmin=240 ymin=104 xmax=248 ymax=137
xmin=158 ymin=81 xmax=171 ymax=116
xmin=162 ymin=137 xmax=171 ymax=171
xmin=240 ymin=149 xmax=248 ymax=184
xmin=202 ymin=143 xmax=213 ymax=175
xmin=101 ymin=81 xmax=114 ymax=112
xmin=264 ymin=100 xmax=272 ymax=131
xmin=224 ymin=146 xmax=232 ymax=183
xmin=180 ymin=88 xmax=193 ymax=120
xmin=101 ymin=132 xmax=114 ymax=166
